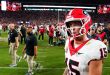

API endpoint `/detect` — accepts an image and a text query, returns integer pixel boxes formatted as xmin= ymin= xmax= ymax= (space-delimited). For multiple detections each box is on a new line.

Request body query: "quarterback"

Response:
xmin=63 ymin=9 xmax=108 ymax=75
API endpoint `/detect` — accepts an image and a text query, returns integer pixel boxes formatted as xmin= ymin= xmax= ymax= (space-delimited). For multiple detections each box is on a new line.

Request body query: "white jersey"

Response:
xmin=65 ymin=39 xmax=107 ymax=75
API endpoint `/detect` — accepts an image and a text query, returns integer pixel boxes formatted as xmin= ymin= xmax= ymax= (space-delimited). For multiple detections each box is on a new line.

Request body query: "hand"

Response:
xmin=15 ymin=45 xmax=18 ymax=49
xmin=15 ymin=44 xmax=19 ymax=48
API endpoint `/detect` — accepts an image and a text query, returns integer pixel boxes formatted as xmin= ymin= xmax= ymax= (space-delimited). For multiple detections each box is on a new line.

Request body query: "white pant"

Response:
xmin=9 ymin=43 xmax=19 ymax=65
xmin=27 ymin=55 xmax=36 ymax=72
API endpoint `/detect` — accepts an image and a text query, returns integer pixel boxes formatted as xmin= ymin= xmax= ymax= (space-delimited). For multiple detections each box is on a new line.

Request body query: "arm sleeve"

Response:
xmin=89 ymin=41 xmax=108 ymax=61
xmin=15 ymin=30 xmax=18 ymax=37
xmin=85 ymin=40 xmax=108 ymax=65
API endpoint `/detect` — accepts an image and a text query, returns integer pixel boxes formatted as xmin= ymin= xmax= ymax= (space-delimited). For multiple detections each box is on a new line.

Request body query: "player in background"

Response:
xmin=8 ymin=23 xmax=21 ymax=67
xmin=63 ymin=9 xmax=108 ymax=75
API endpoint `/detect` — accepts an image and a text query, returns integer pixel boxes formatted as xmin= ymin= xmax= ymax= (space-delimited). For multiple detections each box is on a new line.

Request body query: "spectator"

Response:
xmin=38 ymin=25 xmax=45 ymax=40
xmin=20 ymin=24 xmax=26 ymax=44
xmin=87 ymin=25 xmax=101 ymax=40
xmin=48 ymin=25 xmax=54 ymax=46
xmin=97 ymin=24 xmax=108 ymax=45
xmin=103 ymin=23 xmax=110 ymax=52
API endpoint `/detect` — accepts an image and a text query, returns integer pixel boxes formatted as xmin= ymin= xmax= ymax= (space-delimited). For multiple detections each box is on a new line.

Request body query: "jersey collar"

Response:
xmin=69 ymin=38 xmax=90 ymax=55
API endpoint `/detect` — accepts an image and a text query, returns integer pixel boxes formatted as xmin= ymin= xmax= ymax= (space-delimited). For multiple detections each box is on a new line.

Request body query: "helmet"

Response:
xmin=65 ymin=8 xmax=92 ymax=37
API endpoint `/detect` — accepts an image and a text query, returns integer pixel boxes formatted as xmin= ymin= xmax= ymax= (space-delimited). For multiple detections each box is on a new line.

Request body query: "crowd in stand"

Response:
xmin=0 ymin=11 xmax=110 ymax=25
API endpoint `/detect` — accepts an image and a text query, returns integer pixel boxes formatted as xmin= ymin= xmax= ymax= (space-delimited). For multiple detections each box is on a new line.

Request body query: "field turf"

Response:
xmin=0 ymin=31 xmax=110 ymax=75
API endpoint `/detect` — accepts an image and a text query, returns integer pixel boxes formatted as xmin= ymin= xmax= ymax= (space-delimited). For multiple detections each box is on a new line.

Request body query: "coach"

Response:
xmin=8 ymin=23 xmax=21 ymax=67
xmin=23 ymin=25 xmax=38 ymax=75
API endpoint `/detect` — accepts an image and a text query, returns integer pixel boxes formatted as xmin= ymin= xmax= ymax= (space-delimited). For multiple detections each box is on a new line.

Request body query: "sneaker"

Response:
xmin=25 ymin=72 xmax=34 ymax=75
xmin=9 ymin=64 xmax=17 ymax=67
xmin=33 ymin=63 xmax=39 ymax=71
xmin=33 ymin=63 xmax=43 ymax=71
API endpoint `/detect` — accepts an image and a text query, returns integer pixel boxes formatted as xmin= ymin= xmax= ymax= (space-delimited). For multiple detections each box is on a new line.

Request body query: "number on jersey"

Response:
xmin=100 ymin=48 xmax=107 ymax=59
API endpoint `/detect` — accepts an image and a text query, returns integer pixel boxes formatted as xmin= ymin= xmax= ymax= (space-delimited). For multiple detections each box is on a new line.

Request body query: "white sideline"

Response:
xmin=0 ymin=67 xmax=109 ymax=69
xmin=38 ymin=51 xmax=49 ymax=54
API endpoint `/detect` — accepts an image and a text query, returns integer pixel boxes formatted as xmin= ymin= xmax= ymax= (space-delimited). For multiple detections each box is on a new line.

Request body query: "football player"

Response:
xmin=63 ymin=9 xmax=108 ymax=75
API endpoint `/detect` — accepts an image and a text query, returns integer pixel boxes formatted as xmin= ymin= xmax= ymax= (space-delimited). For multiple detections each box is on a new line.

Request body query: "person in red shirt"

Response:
xmin=48 ymin=25 xmax=54 ymax=46
xmin=97 ymin=24 xmax=108 ymax=45
xmin=38 ymin=25 xmax=45 ymax=40
xmin=87 ymin=25 xmax=101 ymax=41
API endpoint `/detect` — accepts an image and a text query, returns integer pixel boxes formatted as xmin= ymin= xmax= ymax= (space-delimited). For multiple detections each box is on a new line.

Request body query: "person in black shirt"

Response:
xmin=8 ymin=23 xmax=21 ymax=67
xmin=20 ymin=24 xmax=26 ymax=44
xmin=23 ymin=25 xmax=38 ymax=75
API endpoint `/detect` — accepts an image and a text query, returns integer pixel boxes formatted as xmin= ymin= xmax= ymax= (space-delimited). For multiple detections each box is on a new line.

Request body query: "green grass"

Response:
xmin=0 ymin=32 xmax=110 ymax=75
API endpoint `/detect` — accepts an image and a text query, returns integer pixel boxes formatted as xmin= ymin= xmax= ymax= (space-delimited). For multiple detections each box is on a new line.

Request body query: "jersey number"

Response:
xmin=66 ymin=58 xmax=80 ymax=75
xmin=100 ymin=48 xmax=107 ymax=59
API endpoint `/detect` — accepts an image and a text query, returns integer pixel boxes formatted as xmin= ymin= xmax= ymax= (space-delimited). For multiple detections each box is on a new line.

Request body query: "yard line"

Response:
xmin=0 ymin=67 xmax=65 ymax=70
xmin=0 ymin=67 xmax=27 ymax=69
xmin=38 ymin=56 xmax=46 ymax=57
xmin=38 ymin=52 xmax=47 ymax=53
xmin=0 ymin=67 xmax=109 ymax=69
xmin=36 ymin=61 xmax=44 ymax=63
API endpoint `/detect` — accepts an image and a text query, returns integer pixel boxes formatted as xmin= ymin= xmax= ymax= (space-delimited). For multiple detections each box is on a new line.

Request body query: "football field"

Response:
xmin=0 ymin=31 xmax=110 ymax=75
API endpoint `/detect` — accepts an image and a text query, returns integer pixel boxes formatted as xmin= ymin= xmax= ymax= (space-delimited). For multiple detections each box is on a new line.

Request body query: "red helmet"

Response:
xmin=65 ymin=8 xmax=92 ymax=37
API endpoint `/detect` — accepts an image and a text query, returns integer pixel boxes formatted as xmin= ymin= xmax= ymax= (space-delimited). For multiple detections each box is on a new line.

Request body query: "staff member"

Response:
xmin=8 ymin=23 xmax=21 ymax=67
xmin=20 ymin=24 xmax=26 ymax=44
xmin=23 ymin=25 xmax=38 ymax=75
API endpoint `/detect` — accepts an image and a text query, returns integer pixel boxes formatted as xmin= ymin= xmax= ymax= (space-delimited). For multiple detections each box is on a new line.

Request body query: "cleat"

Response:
xmin=33 ymin=63 xmax=43 ymax=71
xmin=33 ymin=63 xmax=39 ymax=71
